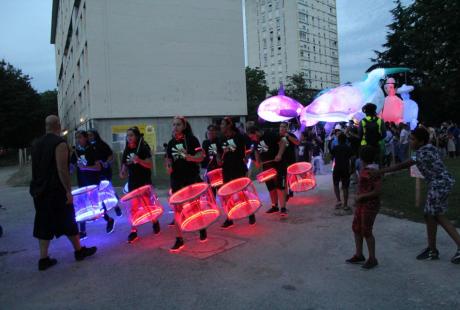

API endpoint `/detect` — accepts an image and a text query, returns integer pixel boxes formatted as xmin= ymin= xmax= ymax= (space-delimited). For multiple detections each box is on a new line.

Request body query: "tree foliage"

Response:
xmin=246 ymin=67 xmax=269 ymax=121
xmin=373 ymin=0 xmax=460 ymax=124
xmin=0 ymin=60 xmax=58 ymax=148
xmin=283 ymin=73 xmax=318 ymax=106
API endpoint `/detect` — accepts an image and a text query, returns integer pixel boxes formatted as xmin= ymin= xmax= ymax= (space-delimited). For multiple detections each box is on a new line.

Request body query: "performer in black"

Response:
xmin=279 ymin=122 xmax=300 ymax=201
xmin=247 ymin=125 xmax=288 ymax=215
xmin=71 ymin=130 xmax=115 ymax=239
xmin=30 ymin=115 xmax=96 ymax=271
xmin=88 ymin=129 xmax=122 ymax=216
xmin=201 ymin=124 xmax=222 ymax=194
xmin=119 ymin=127 xmax=159 ymax=243
xmin=166 ymin=116 xmax=205 ymax=252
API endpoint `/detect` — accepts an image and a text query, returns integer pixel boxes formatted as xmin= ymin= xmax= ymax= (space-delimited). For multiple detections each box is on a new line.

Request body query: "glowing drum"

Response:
xmin=287 ymin=162 xmax=316 ymax=192
xmin=169 ymin=183 xmax=220 ymax=232
xmin=98 ymin=180 xmax=118 ymax=211
xmin=217 ymin=177 xmax=261 ymax=220
xmin=72 ymin=185 xmax=104 ymax=222
xmin=206 ymin=168 xmax=223 ymax=188
xmin=256 ymin=168 xmax=277 ymax=183
xmin=120 ymin=185 xmax=163 ymax=226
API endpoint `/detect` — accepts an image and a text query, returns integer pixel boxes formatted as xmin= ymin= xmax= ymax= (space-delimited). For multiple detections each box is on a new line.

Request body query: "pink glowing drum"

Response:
xmin=217 ymin=177 xmax=261 ymax=220
xmin=256 ymin=168 xmax=277 ymax=183
xmin=206 ymin=168 xmax=223 ymax=188
xmin=287 ymin=162 xmax=316 ymax=192
xmin=169 ymin=183 xmax=220 ymax=232
xmin=98 ymin=180 xmax=118 ymax=211
xmin=120 ymin=185 xmax=163 ymax=226
xmin=72 ymin=185 xmax=104 ymax=222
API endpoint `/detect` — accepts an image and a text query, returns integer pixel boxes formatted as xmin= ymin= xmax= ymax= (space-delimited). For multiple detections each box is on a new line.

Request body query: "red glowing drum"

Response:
xmin=206 ymin=168 xmax=223 ymax=188
xmin=169 ymin=183 xmax=220 ymax=232
xmin=287 ymin=162 xmax=316 ymax=192
xmin=120 ymin=185 xmax=163 ymax=226
xmin=256 ymin=168 xmax=277 ymax=183
xmin=98 ymin=180 xmax=118 ymax=211
xmin=217 ymin=177 xmax=261 ymax=220
xmin=72 ymin=185 xmax=104 ymax=222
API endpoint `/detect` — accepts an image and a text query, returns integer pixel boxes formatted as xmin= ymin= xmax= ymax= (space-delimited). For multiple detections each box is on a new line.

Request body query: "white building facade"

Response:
xmin=51 ymin=0 xmax=247 ymax=151
xmin=245 ymin=0 xmax=340 ymax=91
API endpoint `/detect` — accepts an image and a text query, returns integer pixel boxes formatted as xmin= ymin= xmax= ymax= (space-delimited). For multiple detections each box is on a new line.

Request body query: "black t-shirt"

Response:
xmin=311 ymin=140 xmax=322 ymax=157
xmin=298 ymin=141 xmax=312 ymax=162
xmin=331 ymin=144 xmax=353 ymax=173
xmin=282 ymin=132 xmax=298 ymax=165
xmin=93 ymin=140 xmax=113 ymax=178
xmin=201 ymin=138 xmax=222 ymax=171
xmin=256 ymin=131 xmax=281 ymax=163
xmin=221 ymin=133 xmax=248 ymax=178
xmin=71 ymin=144 xmax=100 ymax=187
xmin=167 ymin=134 xmax=201 ymax=179
xmin=122 ymin=142 xmax=152 ymax=191
xmin=348 ymin=127 xmax=361 ymax=156
xmin=30 ymin=134 xmax=67 ymax=197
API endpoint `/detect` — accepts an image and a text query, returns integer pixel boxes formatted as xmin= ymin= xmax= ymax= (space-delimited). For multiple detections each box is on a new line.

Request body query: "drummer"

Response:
xmin=279 ymin=122 xmax=300 ymax=201
xmin=88 ymin=129 xmax=122 ymax=217
xmin=247 ymin=125 xmax=288 ymax=215
xmin=201 ymin=124 xmax=222 ymax=192
xmin=218 ymin=117 xmax=254 ymax=228
xmin=166 ymin=116 xmax=206 ymax=252
xmin=119 ymin=127 xmax=159 ymax=243
xmin=71 ymin=131 xmax=115 ymax=239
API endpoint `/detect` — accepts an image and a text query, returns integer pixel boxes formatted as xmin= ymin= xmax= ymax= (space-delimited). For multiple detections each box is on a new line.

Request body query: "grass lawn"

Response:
xmin=380 ymin=159 xmax=460 ymax=227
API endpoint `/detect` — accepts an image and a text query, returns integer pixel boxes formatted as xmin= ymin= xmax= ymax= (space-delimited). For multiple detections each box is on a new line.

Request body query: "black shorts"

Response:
xmin=263 ymin=161 xmax=286 ymax=191
xmin=333 ymin=170 xmax=350 ymax=188
xmin=33 ymin=191 xmax=79 ymax=240
xmin=223 ymin=169 xmax=247 ymax=183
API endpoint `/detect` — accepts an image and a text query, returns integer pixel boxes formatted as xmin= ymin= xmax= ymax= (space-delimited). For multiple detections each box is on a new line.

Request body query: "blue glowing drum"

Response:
xmin=120 ymin=185 xmax=164 ymax=226
xmin=98 ymin=180 xmax=118 ymax=211
xmin=72 ymin=185 xmax=104 ymax=222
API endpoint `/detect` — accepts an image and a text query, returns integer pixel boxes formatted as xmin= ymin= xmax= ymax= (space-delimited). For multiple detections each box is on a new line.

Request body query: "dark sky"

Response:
xmin=0 ymin=0 xmax=413 ymax=92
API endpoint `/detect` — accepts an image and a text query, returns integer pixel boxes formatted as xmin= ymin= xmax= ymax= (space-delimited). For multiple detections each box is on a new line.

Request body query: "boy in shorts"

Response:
xmin=346 ymin=146 xmax=382 ymax=269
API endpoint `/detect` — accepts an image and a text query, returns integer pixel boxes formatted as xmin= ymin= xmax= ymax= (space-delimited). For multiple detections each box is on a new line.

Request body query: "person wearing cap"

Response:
xmin=358 ymin=103 xmax=386 ymax=164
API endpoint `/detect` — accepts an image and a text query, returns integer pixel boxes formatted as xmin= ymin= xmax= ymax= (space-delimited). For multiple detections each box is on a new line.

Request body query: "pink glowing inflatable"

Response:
xmin=258 ymin=86 xmax=303 ymax=122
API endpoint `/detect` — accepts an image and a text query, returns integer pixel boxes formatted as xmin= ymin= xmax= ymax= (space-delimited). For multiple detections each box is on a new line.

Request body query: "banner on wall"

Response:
xmin=111 ymin=124 xmax=157 ymax=154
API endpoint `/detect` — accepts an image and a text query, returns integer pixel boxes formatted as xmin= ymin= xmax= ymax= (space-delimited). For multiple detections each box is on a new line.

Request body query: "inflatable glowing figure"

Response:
xmin=397 ymin=84 xmax=419 ymax=130
xmin=380 ymin=77 xmax=404 ymax=124
xmin=300 ymin=67 xmax=410 ymax=127
xmin=258 ymin=85 xmax=303 ymax=122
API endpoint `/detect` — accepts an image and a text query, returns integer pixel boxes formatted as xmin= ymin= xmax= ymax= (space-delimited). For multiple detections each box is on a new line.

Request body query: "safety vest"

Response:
xmin=360 ymin=116 xmax=383 ymax=146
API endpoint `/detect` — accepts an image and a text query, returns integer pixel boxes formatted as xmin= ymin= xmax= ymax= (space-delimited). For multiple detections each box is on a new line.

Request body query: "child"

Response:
xmin=331 ymin=133 xmax=353 ymax=215
xmin=346 ymin=146 xmax=381 ymax=269
xmin=376 ymin=127 xmax=460 ymax=264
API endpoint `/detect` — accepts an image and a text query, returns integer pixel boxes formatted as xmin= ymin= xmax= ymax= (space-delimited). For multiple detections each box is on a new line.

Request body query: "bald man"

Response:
xmin=30 ymin=115 xmax=97 ymax=271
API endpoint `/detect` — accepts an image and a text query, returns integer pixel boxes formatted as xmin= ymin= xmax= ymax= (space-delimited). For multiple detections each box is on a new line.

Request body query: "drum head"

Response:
xmin=72 ymin=185 xmax=98 ymax=196
xmin=120 ymin=185 xmax=152 ymax=202
xmin=169 ymin=183 xmax=209 ymax=204
xmin=287 ymin=162 xmax=312 ymax=174
xmin=218 ymin=177 xmax=251 ymax=197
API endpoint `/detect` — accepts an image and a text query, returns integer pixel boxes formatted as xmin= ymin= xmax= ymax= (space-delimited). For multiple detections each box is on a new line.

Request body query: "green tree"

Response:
xmin=0 ymin=60 xmax=58 ymax=148
xmin=245 ymin=67 xmax=269 ymax=121
xmin=284 ymin=72 xmax=317 ymax=106
xmin=373 ymin=0 xmax=460 ymax=123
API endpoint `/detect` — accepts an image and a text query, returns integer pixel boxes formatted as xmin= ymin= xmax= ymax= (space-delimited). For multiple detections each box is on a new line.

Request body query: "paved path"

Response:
xmin=0 ymin=171 xmax=459 ymax=309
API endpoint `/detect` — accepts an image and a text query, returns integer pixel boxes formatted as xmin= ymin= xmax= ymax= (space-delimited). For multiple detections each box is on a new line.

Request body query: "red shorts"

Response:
xmin=352 ymin=205 xmax=379 ymax=238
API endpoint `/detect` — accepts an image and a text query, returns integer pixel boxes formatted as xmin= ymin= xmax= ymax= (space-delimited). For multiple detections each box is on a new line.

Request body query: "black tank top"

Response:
xmin=30 ymin=133 xmax=66 ymax=197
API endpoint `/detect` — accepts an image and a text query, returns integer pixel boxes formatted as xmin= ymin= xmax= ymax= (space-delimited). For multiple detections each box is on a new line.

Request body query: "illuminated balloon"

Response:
xmin=380 ymin=78 xmax=404 ymax=124
xmin=258 ymin=85 xmax=303 ymax=122
xmin=300 ymin=68 xmax=410 ymax=127
xmin=397 ymin=84 xmax=419 ymax=130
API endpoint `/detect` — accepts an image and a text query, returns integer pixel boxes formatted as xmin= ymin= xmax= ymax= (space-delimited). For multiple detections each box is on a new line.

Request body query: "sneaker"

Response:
xmin=280 ymin=208 xmax=288 ymax=216
xmin=74 ymin=246 xmax=97 ymax=261
xmin=346 ymin=255 xmax=366 ymax=264
xmin=249 ymin=214 xmax=256 ymax=224
xmin=152 ymin=221 xmax=160 ymax=234
xmin=362 ymin=259 xmax=379 ymax=269
xmin=266 ymin=206 xmax=280 ymax=214
xmin=416 ymin=247 xmax=439 ymax=260
xmin=342 ymin=207 xmax=352 ymax=215
xmin=199 ymin=229 xmax=207 ymax=241
xmin=170 ymin=238 xmax=185 ymax=252
xmin=114 ymin=206 xmax=122 ymax=217
xmin=38 ymin=257 xmax=58 ymax=271
xmin=79 ymin=231 xmax=87 ymax=240
xmin=451 ymin=249 xmax=460 ymax=264
xmin=106 ymin=218 xmax=115 ymax=234
xmin=221 ymin=219 xmax=234 ymax=229
xmin=335 ymin=202 xmax=342 ymax=210
xmin=127 ymin=231 xmax=139 ymax=243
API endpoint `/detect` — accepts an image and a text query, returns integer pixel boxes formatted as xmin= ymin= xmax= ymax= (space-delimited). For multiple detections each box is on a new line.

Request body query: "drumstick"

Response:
xmin=136 ymin=136 xmax=143 ymax=154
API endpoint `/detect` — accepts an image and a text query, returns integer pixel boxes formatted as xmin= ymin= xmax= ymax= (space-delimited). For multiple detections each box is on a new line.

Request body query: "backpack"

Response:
xmin=362 ymin=117 xmax=381 ymax=147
